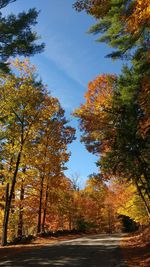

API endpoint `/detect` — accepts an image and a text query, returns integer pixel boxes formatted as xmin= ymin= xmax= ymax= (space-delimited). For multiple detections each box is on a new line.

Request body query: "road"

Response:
xmin=0 ymin=234 xmax=127 ymax=266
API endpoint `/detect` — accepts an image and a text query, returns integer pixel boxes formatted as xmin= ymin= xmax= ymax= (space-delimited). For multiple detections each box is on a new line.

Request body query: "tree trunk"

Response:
xmin=18 ymin=178 xmax=24 ymax=237
xmin=136 ymin=155 xmax=150 ymax=198
xmin=42 ymin=182 xmax=49 ymax=233
xmin=1 ymin=151 xmax=22 ymax=246
xmin=135 ymin=179 xmax=150 ymax=217
xmin=139 ymin=175 xmax=150 ymax=200
xmin=1 ymin=183 xmax=9 ymax=246
xmin=37 ymin=176 xmax=44 ymax=234
xmin=37 ymin=139 xmax=49 ymax=234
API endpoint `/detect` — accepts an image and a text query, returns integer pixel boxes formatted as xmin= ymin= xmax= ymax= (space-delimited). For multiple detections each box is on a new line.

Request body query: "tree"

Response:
xmin=35 ymin=104 xmax=75 ymax=233
xmin=0 ymin=60 xmax=46 ymax=245
xmin=73 ymin=0 xmax=110 ymax=18
xmin=0 ymin=1 xmax=17 ymax=9
xmin=110 ymin=179 xmax=150 ymax=225
xmin=74 ymin=0 xmax=150 ymax=223
xmin=126 ymin=0 xmax=150 ymax=34
xmin=74 ymin=74 xmax=117 ymax=155
xmin=0 ymin=59 xmax=76 ymax=245
xmin=83 ymin=174 xmax=109 ymax=232
xmin=74 ymin=70 xmax=150 ymax=215
xmin=74 ymin=0 xmax=149 ymax=63
xmin=0 ymin=0 xmax=44 ymax=72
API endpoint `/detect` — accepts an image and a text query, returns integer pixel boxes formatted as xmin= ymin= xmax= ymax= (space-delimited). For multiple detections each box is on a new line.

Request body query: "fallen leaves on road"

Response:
xmin=121 ymin=227 xmax=150 ymax=267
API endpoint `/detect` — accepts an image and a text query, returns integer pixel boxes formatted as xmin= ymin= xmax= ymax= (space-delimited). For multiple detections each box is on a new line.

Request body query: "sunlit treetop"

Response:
xmin=74 ymin=0 xmax=149 ymax=60
xmin=126 ymin=0 xmax=150 ymax=33
xmin=73 ymin=0 xmax=110 ymax=18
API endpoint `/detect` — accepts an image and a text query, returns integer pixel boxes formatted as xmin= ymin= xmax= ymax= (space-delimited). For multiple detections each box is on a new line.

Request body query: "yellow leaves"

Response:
xmin=85 ymin=74 xmax=116 ymax=109
xmin=0 ymin=58 xmax=77 ymax=239
xmin=74 ymin=74 xmax=117 ymax=155
xmin=126 ymin=0 xmax=150 ymax=33
xmin=138 ymin=76 xmax=150 ymax=138
xmin=10 ymin=58 xmax=36 ymax=79
xmin=110 ymin=180 xmax=150 ymax=225
xmin=75 ymin=74 xmax=116 ymax=119
xmin=40 ymin=96 xmax=60 ymax=121
xmin=0 ymin=58 xmax=75 ymax=187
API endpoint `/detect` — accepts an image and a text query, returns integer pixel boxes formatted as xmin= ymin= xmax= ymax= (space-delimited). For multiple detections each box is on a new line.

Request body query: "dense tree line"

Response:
xmin=0 ymin=0 xmax=149 ymax=247
xmin=74 ymin=0 xmax=150 ymax=219
xmin=0 ymin=60 xmax=75 ymax=245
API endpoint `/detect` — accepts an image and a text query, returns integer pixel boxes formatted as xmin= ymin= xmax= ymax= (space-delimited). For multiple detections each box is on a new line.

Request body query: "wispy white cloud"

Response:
xmin=43 ymin=33 xmax=88 ymax=88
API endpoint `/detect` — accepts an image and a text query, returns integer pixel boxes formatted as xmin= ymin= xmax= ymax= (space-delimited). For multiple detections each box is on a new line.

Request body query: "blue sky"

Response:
xmin=3 ymin=0 xmax=122 ymax=187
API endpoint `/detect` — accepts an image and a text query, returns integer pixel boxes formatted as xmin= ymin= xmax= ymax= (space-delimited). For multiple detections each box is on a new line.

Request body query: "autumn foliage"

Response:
xmin=126 ymin=0 xmax=150 ymax=33
xmin=0 ymin=0 xmax=149 ymax=248
xmin=0 ymin=59 xmax=76 ymax=245
xmin=75 ymin=70 xmax=150 ymax=222
xmin=74 ymin=0 xmax=150 ymax=226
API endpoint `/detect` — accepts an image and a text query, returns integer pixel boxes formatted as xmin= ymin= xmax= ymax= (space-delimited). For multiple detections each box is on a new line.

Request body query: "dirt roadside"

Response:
xmin=0 ymin=233 xmax=85 ymax=259
xmin=121 ymin=228 xmax=150 ymax=267
xmin=1 ymin=230 xmax=149 ymax=266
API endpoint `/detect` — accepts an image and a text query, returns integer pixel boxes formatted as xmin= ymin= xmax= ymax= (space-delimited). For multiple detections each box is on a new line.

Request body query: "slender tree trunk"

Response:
xmin=37 ymin=176 xmax=44 ymax=234
xmin=135 ymin=179 xmax=150 ymax=217
xmin=1 ymin=151 xmax=22 ymax=246
xmin=136 ymin=155 xmax=150 ymax=198
xmin=37 ymin=139 xmax=49 ymax=234
xmin=139 ymin=175 xmax=150 ymax=200
xmin=42 ymin=182 xmax=49 ymax=233
xmin=18 ymin=178 xmax=24 ymax=237
xmin=1 ymin=183 xmax=9 ymax=246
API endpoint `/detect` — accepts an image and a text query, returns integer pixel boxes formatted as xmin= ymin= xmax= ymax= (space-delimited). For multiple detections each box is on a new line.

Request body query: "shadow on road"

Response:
xmin=0 ymin=235 xmax=127 ymax=266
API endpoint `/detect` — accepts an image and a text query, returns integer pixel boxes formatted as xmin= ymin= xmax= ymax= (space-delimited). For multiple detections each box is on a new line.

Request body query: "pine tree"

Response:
xmin=0 ymin=0 xmax=44 ymax=72
xmin=74 ymin=0 xmax=149 ymax=63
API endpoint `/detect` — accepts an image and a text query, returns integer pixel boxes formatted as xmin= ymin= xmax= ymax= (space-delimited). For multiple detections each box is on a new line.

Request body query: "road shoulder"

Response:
xmin=121 ymin=228 xmax=150 ymax=267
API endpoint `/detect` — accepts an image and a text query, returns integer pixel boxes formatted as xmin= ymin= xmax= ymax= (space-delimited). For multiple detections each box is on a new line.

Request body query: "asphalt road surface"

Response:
xmin=0 ymin=234 xmax=127 ymax=267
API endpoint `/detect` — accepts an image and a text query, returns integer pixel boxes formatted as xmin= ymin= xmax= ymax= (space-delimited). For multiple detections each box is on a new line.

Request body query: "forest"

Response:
xmin=0 ymin=0 xmax=149 ymax=255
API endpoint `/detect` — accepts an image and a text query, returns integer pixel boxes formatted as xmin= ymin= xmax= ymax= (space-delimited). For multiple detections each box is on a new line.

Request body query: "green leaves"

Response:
xmin=74 ymin=0 xmax=150 ymax=220
xmin=0 ymin=2 xmax=45 ymax=72
xmin=74 ymin=0 xmax=149 ymax=62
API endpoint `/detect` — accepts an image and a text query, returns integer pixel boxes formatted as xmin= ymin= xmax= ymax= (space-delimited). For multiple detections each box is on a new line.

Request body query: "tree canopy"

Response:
xmin=74 ymin=0 xmax=150 ymax=220
xmin=0 ymin=0 xmax=44 ymax=72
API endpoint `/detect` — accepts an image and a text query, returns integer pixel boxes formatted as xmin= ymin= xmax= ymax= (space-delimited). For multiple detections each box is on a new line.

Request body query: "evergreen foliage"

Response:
xmin=74 ymin=0 xmax=150 ymax=220
xmin=0 ymin=0 xmax=44 ymax=72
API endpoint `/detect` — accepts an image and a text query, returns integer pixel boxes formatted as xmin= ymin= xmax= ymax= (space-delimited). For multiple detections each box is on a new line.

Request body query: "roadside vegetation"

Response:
xmin=0 ymin=3 xmax=149 ymax=267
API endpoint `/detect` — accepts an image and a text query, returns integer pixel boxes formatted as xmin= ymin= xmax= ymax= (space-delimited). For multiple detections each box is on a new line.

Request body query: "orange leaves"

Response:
xmin=126 ymin=0 xmax=150 ymax=34
xmin=81 ymin=0 xmax=150 ymax=36
xmin=0 ymin=59 xmax=76 ymax=241
xmin=89 ymin=0 xmax=110 ymax=18
xmin=74 ymin=74 xmax=117 ymax=155
xmin=138 ymin=76 xmax=150 ymax=138
xmin=74 ymin=0 xmax=110 ymax=18
xmin=85 ymin=74 xmax=116 ymax=107
xmin=76 ymin=74 xmax=116 ymax=118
